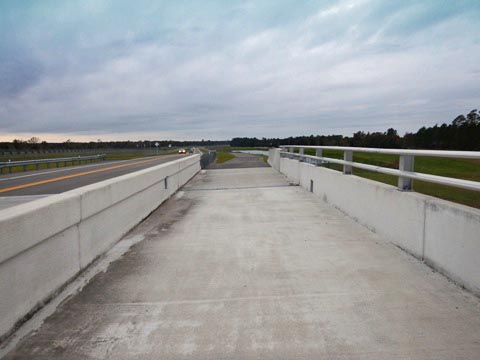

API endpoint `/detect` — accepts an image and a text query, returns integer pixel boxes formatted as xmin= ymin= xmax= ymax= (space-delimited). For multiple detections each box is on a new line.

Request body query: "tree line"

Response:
xmin=231 ymin=109 xmax=480 ymax=150
xmin=1 ymin=109 xmax=479 ymax=152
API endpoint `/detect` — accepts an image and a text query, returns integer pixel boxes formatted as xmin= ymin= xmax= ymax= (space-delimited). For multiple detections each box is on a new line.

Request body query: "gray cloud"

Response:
xmin=0 ymin=0 xmax=479 ymax=140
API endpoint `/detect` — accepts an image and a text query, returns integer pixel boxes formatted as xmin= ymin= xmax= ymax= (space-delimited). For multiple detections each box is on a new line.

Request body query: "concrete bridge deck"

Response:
xmin=4 ymin=167 xmax=480 ymax=359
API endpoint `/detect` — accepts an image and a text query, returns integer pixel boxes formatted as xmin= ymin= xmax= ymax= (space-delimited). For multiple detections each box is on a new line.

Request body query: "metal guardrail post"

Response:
xmin=398 ymin=155 xmax=415 ymax=191
xmin=343 ymin=151 xmax=353 ymax=174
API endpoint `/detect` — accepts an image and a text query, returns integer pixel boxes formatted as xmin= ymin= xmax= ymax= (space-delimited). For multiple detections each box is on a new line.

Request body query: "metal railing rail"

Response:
xmin=279 ymin=146 xmax=480 ymax=192
xmin=0 ymin=154 xmax=106 ymax=174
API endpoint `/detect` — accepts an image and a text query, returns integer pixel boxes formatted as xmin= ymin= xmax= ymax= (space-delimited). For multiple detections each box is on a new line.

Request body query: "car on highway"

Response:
xmin=178 ymin=148 xmax=187 ymax=154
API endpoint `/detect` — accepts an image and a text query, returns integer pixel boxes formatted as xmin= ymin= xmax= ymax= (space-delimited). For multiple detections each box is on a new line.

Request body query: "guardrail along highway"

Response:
xmin=0 ymin=154 xmax=106 ymax=174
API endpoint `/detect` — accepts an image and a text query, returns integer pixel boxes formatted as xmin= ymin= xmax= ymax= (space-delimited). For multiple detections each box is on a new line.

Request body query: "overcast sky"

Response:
xmin=1 ymin=0 xmax=479 ymax=141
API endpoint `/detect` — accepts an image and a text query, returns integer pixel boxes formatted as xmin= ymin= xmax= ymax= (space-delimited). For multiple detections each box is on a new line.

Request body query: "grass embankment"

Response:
xmin=215 ymin=152 xmax=235 ymax=164
xmin=208 ymin=146 xmax=269 ymax=152
xmin=0 ymin=149 xmax=177 ymax=174
xmin=300 ymin=149 xmax=480 ymax=209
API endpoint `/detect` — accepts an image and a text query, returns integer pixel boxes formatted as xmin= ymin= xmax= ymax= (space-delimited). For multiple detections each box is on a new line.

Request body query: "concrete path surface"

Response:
xmin=207 ymin=152 xmax=268 ymax=169
xmin=4 ymin=168 xmax=480 ymax=359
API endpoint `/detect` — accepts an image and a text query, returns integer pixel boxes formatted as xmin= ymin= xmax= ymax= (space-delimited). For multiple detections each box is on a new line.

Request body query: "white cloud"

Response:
xmin=312 ymin=0 xmax=368 ymax=19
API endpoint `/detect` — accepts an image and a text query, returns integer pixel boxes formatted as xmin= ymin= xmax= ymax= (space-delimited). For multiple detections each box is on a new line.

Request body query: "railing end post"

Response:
xmin=315 ymin=149 xmax=323 ymax=166
xmin=343 ymin=151 xmax=353 ymax=175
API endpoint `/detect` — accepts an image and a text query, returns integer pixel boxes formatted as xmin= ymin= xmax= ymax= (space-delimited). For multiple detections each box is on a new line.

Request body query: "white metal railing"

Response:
xmin=279 ymin=146 xmax=480 ymax=192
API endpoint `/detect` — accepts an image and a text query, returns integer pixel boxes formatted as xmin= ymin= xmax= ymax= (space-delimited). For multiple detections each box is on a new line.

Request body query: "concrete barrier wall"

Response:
xmin=269 ymin=148 xmax=480 ymax=295
xmin=0 ymin=155 xmax=200 ymax=340
xmin=268 ymin=148 xmax=281 ymax=171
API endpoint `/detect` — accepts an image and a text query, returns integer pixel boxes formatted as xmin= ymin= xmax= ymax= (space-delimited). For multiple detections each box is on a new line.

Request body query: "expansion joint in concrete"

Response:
xmin=421 ymin=200 xmax=427 ymax=261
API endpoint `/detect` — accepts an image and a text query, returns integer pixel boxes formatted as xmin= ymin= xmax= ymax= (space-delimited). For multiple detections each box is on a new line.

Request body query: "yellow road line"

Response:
xmin=0 ymin=156 xmax=170 ymax=194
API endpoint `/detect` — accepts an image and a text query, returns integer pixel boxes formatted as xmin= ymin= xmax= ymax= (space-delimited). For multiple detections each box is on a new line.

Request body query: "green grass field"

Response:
xmin=300 ymin=148 xmax=480 ymax=209
xmin=207 ymin=146 xmax=269 ymax=152
xmin=215 ymin=152 xmax=235 ymax=164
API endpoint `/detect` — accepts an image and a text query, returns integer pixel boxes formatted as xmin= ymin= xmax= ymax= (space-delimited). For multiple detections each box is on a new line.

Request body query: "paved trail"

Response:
xmin=3 ymin=167 xmax=480 ymax=359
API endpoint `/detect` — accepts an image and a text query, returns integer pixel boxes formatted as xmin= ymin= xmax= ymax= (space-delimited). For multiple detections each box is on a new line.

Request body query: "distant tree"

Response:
xmin=27 ymin=136 xmax=40 ymax=144
xmin=466 ymin=109 xmax=479 ymax=124
xmin=453 ymin=115 xmax=467 ymax=126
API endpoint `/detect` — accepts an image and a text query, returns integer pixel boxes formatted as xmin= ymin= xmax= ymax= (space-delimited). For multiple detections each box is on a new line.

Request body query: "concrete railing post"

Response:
xmin=398 ymin=155 xmax=415 ymax=191
xmin=315 ymin=149 xmax=322 ymax=166
xmin=343 ymin=151 xmax=353 ymax=174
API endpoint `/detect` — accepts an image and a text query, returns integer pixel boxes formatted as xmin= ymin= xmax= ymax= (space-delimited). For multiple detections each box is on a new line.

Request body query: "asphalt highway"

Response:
xmin=0 ymin=154 xmax=188 ymax=197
